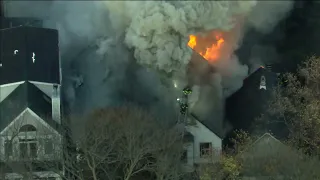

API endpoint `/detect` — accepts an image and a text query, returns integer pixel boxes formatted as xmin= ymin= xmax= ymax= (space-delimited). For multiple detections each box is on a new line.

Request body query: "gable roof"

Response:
xmin=246 ymin=133 xmax=284 ymax=149
xmin=225 ymin=67 xmax=279 ymax=132
xmin=239 ymin=133 xmax=292 ymax=158
xmin=0 ymin=81 xmax=61 ymax=133
xmin=190 ymin=113 xmax=224 ymax=139
xmin=244 ymin=67 xmax=278 ymax=88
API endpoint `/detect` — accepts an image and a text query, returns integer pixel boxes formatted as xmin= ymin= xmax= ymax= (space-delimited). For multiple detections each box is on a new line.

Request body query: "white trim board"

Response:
xmin=0 ymin=81 xmax=25 ymax=103
xmin=28 ymin=81 xmax=61 ymax=98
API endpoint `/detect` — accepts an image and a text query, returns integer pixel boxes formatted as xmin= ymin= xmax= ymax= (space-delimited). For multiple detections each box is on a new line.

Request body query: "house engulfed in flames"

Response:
xmin=188 ymin=31 xmax=225 ymax=63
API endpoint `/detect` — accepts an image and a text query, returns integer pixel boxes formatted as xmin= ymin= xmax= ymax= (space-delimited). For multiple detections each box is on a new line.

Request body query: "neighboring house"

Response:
xmin=182 ymin=113 xmax=225 ymax=171
xmin=224 ymin=66 xmax=286 ymax=149
xmin=0 ymin=26 xmax=62 ymax=179
xmin=239 ymin=133 xmax=320 ymax=180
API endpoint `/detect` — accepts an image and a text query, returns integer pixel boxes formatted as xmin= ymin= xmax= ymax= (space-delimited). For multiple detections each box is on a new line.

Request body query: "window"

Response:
xmin=19 ymin=139 xmax=37 ymax=159
xmin=44 ymin=140 xmax=54 ymax=154
xmin=20 ymin=142 xmax=28 ymax=158
xmin=30 ymin=142 xmax=37 ymax=158
xmin=19 ymin=124 xmax=37 ymax=132
xmin=4 ymin=140 xmax=13 ymax=157
xmin=181 ymin=150 xmax=188 ymax=163
xmin=200 ymin=142 xmax=212 ymax=157
xmin=18 ymin=124 xmax=38 ymax=159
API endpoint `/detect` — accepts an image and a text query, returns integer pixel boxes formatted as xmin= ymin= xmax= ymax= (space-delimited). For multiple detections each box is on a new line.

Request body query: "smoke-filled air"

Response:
xmin=4 ymin=0 xmax=294 ymax=130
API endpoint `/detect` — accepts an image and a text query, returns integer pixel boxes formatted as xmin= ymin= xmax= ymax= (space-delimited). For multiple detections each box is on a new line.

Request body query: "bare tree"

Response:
xmin=0 ymin=111 xmax=63 ymax=180
xmin=64 ymin=105 xmax=187 ymax=180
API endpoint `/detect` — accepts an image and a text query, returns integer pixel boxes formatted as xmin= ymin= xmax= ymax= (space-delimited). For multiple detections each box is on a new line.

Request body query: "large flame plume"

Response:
xmin=188 ymin=32 xmax=225 ymax=62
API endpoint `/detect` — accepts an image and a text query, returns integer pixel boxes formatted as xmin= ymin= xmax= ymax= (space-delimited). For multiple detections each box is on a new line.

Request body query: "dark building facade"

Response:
xmin=0 ymin=26 xmax=59 ymax=85
xmin=224 ymin=67 xmax=285 ymax=146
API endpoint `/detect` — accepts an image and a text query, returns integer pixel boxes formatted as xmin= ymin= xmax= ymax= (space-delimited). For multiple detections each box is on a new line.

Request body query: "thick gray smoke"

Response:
xmin=246 ymin=1 xmax=294 ymax=73
xmin=104 ymin=1 xmax=256 ymax=78
xmin=4 ymin=1 xmax=294 ymax=133
xmin=247 ymin=1 xmax=294 ymax=34
xmin=4 ymin=1 xmax=177 ymax=121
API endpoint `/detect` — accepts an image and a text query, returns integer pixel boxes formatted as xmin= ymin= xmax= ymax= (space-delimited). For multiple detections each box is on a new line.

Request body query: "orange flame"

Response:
xmin=188 ymin=32 xmax=225 ymax=62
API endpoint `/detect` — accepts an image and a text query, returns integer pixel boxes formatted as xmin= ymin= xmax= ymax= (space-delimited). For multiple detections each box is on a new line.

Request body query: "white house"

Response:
xmin=0 ymin=26 xmax=63 ymax=180
xmin=182 ymin=113 xmax=224 ymax=171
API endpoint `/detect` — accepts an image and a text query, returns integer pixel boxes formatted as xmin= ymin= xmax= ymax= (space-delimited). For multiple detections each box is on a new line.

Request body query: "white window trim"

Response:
xmin=18 ymin=138 xmax=38 ymax=160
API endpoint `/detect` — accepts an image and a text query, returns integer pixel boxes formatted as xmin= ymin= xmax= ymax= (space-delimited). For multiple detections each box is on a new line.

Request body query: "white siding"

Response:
xmin=183 ymin=142 xmax=194 ymax=171
xmin=186 ymin=120 xmax=222 ymax=164
xmin=0 ymin=108 xmax=62 ymax=162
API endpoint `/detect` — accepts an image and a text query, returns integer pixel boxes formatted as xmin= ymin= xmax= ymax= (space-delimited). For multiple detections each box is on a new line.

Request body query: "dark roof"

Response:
xmin=187 ymin=51 xmax=225 ymax=138
xmin=190 ymin=113 xmax=224 ymax=139
xmin=0 ymin=1 xmax=3 ymax=18
xmin=225 ymin=67 xmax=280 ymax=133
xmin=1 ymin=17 xmax=43 ymax=29
xmin=0 ymin=81 xmax=60 ymax=132
xmin=0 ymin=26 xmax=59 ymax=85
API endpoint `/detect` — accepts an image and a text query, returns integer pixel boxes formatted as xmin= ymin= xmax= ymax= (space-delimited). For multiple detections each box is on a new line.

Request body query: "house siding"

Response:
xmin=0 ymin=109 xmax=62 ymax=162
xmin=186 ymin=120 xmax=222 ymax=164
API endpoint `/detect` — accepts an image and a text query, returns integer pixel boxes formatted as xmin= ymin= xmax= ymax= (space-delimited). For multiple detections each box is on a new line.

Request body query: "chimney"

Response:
xmin=52 ymin=84 xmax=61 ymax=124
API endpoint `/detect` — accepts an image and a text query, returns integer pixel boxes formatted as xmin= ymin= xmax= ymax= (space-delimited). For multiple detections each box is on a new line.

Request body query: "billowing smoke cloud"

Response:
xmin=247 ymin=1 xmax=294 ymax=34
xmin=3 ymin=1 xmax=294 ymax=134
xmin=3 ymin=1 xmax=178 ymax=121
xmin=245 ymin=1 xmax=294 ymax=73
xmin=104 ymin=1 xmax=256 ymax=78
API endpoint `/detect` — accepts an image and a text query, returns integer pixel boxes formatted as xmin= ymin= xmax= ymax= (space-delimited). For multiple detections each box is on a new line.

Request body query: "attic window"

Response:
xmin=19 ymin=124 xmax=37 ymax=132
xmin=14 ymin=49 xmax=19 ymax=55
xmin=200 ymin=142 xmax=212 ymax=157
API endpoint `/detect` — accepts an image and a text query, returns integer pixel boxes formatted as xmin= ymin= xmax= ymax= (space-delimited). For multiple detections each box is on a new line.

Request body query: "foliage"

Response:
xmin=198 ymin=130 xmax=250 ymax=180
xmin=261 ymin=56 xmax=320 ymax=156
